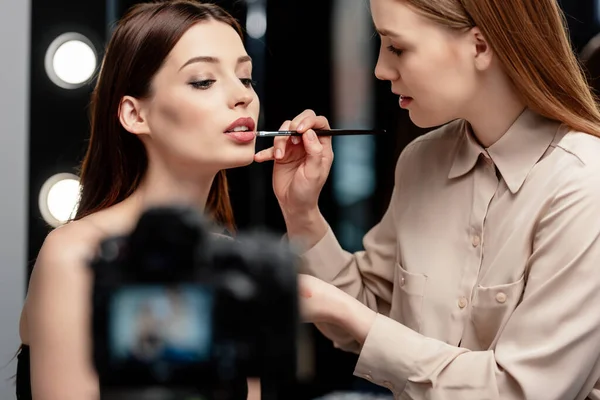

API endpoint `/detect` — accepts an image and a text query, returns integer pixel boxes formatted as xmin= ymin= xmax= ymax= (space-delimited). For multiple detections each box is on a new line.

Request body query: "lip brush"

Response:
xmin=255 ymin=129 xmax=387 ymax=137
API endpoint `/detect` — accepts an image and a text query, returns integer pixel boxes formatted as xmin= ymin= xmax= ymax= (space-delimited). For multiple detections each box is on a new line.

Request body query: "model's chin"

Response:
xmin=231 ymin=156 xmax=255 ymax=168
xmin=222 ymin=148 xmax=256 ymax=169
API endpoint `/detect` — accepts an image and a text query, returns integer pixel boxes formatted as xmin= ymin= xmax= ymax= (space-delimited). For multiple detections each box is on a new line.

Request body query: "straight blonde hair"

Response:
xmin=404 ymin=0 xmax=600 ymax=137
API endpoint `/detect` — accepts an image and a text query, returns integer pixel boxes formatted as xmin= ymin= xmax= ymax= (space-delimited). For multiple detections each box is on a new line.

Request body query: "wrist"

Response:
xmin=281 ymin=207 xmax=328 ymax=249
xmin=337 ymin=294 xmax=377 ymax=345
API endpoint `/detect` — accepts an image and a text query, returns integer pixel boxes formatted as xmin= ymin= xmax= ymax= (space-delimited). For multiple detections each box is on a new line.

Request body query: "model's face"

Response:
xmin=371 ymin=0 xmax=480 ymax=128
xmin=141 ymin=19 xmax=260 ymax=171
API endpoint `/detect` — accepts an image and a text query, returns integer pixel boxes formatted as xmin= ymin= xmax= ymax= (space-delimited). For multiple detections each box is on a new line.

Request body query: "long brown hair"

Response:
xmin=75 ymin=0 xmax=241 ymax=232
xmin=403 ymin=0 xmax=600 ymax=137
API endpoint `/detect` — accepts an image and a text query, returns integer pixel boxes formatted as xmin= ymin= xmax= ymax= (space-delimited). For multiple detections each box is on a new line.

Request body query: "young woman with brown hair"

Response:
xmin=18 ymin=1 xmax=260 ymax=399
xmin=256 ymin=0 xmax=600 ymax=398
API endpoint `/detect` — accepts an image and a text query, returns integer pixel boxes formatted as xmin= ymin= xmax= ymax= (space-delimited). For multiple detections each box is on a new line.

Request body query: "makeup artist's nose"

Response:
xmin=375 ymin=50 xmax=399 ymax=82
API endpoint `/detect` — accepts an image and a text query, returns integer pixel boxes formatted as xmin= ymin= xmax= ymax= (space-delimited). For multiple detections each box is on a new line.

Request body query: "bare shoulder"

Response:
xmin=20 ymin=219 xmax=104 ymax=396
xmin=29 ymin=219 xmax=108 ymax=293
xmin=26 ymin=218 xmax=105 ymax=269
xmin=31 ymin=201 xmax=136 ymax=285
xmin=21 ymin=219 xmax=107 ymax=343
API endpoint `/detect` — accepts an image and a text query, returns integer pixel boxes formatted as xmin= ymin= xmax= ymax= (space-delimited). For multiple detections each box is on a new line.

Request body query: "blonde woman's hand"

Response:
xmin=254 ymin=109 xmax=334 ymax=216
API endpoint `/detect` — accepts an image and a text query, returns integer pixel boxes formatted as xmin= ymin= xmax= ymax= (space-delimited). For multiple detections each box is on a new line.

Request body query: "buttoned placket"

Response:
xmin=450 ymin=153 xmax=499 ymax=345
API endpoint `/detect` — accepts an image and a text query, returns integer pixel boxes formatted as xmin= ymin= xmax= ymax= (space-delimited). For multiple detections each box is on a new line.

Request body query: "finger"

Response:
xmin=279 ymin=119 xmax=292 ymax=131
xmin=295 ymin=115 xmax=330 ymax=133
xmin=289 ymin=109 xmax=317 ymax=132
xmin=317 ymin=131 xmax=332 ymax=150
xmin=273 ymin=120 xmax=292 ymax=159
xmin=295 ymin=115 xmax=333 ymax=152
xmin=254 ymin=146 xmax=275 ymax=163
xmin=302 ymin=129 xmax=326 ymax=180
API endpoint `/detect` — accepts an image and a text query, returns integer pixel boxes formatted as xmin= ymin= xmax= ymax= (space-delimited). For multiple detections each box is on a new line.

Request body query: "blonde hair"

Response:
xmin=404 ymin=0 xmax=600 ymax=137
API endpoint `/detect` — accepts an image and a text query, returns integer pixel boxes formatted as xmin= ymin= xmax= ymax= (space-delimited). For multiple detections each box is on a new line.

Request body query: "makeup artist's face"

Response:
xmin=371 ymin=0 xmax=478 ymax=128
xmin=141 ymin=19 xmax=259 ymax=171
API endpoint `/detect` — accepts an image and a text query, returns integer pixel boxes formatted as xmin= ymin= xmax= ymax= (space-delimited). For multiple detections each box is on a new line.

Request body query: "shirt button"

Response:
xmin=472 ymin=235 xmax=481 ymax=247
xmin=496 ymin=292 xmax=507 ymax=303
xmin=458 ymin=297 xmax=468 ymax=309
xmin=364 ymin=374 xmax=372 ymax=380
xmin=399 ymin=276 xmax=406 ymax=287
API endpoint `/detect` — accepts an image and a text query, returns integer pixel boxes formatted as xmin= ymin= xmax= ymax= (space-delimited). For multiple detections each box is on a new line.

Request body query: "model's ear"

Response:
xmin=118 ymin=96 xmax=151 ymax=136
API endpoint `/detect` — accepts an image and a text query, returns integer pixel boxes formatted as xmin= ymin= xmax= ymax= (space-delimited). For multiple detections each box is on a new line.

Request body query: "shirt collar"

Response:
xmin=448 ymin=108 xmax=561 ymax=193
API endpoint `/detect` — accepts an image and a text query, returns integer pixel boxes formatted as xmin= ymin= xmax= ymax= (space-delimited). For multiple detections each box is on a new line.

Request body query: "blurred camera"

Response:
xmin=89 ymin=205 xmax=300 ymax=399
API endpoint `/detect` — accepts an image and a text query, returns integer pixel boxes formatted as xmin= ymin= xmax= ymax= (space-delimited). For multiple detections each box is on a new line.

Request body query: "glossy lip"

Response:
xmin=224 ymin=117 xmax=256 ymax=133
xmin=400 ymin=95 xmax=413 ymax=109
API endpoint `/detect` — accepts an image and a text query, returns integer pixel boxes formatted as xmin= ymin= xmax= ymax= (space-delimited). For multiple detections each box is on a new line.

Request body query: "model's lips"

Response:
xmin=224 ymin=117 xmax=256 ymax=133
xmin=224 ymin=117 xmax=256 ymax=143
xmin=225 ymin=130 xmax=256 ymax=143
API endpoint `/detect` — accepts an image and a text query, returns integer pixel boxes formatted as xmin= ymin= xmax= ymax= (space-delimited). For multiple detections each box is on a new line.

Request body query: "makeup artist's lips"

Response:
xmin=224 ymin=117 xmax=256 ymax=143
xmin=399 ymin=95 xmax=413 ymax=108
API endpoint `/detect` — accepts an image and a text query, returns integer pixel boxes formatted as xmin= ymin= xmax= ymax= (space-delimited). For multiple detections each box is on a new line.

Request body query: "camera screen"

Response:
xmin=108 ymin=285 xmax=213 ymax=365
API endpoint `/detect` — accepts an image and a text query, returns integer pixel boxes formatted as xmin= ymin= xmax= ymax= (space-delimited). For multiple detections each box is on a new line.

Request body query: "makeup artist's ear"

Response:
xmin=119 ymin=95 xmax=151 ymax=136
xmin=470 ymin=27 xmax=493 ymax=71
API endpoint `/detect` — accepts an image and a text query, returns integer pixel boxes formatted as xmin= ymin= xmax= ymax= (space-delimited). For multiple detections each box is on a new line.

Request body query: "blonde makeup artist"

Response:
xmin=255 ymin=0 xmax=600 ymax=398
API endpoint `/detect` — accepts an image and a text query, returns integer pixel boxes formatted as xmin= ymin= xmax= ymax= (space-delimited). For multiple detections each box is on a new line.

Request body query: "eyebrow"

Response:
xmin=376 ymin=28 xmax=398 ymax=38
xmin=179 ymin=55 xmax=252 ymax=71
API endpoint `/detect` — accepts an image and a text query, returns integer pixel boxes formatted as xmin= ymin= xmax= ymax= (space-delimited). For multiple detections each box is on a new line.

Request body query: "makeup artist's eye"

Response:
xmin=189 ymin=80 xmax=215 ymax=90
xmin=387 ymin=45 xmax=403 ymax=57
xmin=240 ymin=78 xmax=256 ymax=88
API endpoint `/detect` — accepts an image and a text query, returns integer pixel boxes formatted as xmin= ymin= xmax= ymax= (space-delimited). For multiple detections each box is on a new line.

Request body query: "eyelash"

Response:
xmin=240 ymin=78 xmax=256 ymax=88
xmin=387 ymin=45 xmax=403 ymax=57
xmin=189 ymin=78 xmax=256 ymax=90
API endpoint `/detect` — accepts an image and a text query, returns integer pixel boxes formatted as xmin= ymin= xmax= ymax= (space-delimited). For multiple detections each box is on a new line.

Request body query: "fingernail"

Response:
xmin=307 ymin=131 xmax=316 ymax=141
xmin=297 ymin=123 xmax=305 ymax=132
xmin=275 ymin=149 xmax=283 ymax=159
xmin=291 ymin=136 xmax=301 ymax=145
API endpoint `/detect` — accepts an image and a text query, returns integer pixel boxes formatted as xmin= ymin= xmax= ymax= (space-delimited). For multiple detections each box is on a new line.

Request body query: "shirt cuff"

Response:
xmin=298 ymin=226 xmax=352 ymax=282
xmin=353 ymin=313 xmax=425 ymax=396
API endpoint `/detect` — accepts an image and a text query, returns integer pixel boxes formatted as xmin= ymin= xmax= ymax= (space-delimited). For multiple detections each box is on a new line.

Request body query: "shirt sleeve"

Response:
xmin=298 ymin=152 xmax=407 ymax=351
xmin=353 ymin=170 xmax=600 ymax=399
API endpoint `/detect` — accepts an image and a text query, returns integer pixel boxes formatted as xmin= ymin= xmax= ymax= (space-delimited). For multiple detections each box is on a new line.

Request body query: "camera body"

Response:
xmin=89 ymin=206 xmax=299 ymax=398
